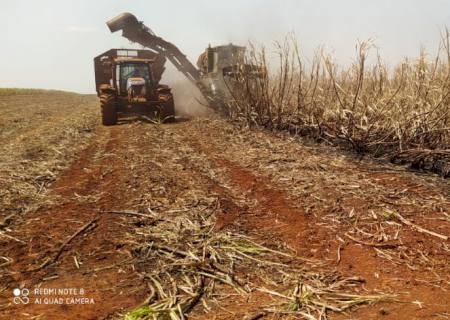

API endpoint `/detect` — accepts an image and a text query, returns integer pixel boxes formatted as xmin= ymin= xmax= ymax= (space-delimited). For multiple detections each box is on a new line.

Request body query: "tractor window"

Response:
xmin=115 ymin=67 xmax=120 ymax=91
xmin=119 ymin=63 xmax=151 ymax=92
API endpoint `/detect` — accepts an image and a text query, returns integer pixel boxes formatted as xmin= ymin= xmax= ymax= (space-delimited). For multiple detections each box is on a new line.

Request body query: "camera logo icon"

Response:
xmin=13 ymin=288 xmax=30 ymax=304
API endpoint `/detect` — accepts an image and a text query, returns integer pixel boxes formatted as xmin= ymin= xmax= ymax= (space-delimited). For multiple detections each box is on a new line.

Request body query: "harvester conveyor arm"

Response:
xmin=107 ymin=12 xmax=200 ymax=84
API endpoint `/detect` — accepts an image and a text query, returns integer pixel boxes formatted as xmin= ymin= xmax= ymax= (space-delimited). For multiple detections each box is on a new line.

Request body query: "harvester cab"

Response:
xmin=94 ymin=49 xmax=174 ymax=125
xmin=196 ymin=44 xmax=249 ymax=107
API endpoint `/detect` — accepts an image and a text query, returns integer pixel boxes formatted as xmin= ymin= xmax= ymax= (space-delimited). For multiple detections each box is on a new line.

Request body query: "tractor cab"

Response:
xmin=115 ymin=59 xmax=153 ymax=102
xmin=94 ymin=49 xmax=174 ymax=125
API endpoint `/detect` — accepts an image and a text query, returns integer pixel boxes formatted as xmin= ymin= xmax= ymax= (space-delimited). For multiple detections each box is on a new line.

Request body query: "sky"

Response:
xmin=0 ymin=0 xmax=449 ymax=93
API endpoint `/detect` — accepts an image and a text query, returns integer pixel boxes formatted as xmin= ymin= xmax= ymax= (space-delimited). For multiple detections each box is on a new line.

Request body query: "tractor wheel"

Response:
xmin=100 ymin=94 xmax=117 ymax=126
xmin=160 ymin=96 xmax=175 ymax=123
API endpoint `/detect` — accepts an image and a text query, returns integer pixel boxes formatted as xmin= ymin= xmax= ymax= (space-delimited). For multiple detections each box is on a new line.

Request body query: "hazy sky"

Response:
xmin=1 ymin=0 xmax=449 ymax=93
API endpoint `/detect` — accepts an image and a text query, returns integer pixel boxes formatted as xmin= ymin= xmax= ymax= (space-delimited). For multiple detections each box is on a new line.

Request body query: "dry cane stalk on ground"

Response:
xmin=1 ymin=76 xmax=449 ymax=319
xmin=122 ymin=202 xmax=393 ymax=320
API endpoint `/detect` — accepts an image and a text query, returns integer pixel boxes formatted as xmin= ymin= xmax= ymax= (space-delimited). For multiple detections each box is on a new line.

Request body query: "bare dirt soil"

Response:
xmin=0 ymin=92 xmax=449 ymax=319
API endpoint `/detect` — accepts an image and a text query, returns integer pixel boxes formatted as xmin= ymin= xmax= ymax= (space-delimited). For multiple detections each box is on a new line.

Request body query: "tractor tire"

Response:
xmin=100 ymin=94 xmax=117 ymax=126
xmin=160 ymin=97 xmax=175 ymax=123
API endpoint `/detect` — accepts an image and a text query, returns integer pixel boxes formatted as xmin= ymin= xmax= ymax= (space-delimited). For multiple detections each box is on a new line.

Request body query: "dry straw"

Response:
xmin=124 ymin=199 xmax=393 ymax=320
xmin=227 ymin=32 xmax=450 ymax=177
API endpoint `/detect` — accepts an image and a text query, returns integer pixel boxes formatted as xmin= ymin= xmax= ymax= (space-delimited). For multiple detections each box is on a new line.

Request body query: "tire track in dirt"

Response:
xmin=175 ymin=119 xmax=450 ymax=320
xmin=0 ymin=94 xmax=97 ymax=225
xmin=0 ymin=126 xmax=148 ymax=320
xmin=1 ymin=117 xmax=449 ymax=319
xmin=179 ymin=123 xmax=368 ymax=260
xmin=0 ymin=119 xmax=263 ymax=320
xmin=212 ymin=157 xmax=315 ymax=255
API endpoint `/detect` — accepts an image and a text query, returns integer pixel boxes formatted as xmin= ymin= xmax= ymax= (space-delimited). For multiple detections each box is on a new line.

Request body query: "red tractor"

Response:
xmin=94 ymin=49 xmax=175 ymax=125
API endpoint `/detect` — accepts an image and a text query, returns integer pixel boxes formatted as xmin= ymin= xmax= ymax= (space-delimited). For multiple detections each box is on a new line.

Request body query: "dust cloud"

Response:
xmin=161 ymin=63 xmax=212 ymax=118
xmin=170 ymin=80 xmax=212 ymax=118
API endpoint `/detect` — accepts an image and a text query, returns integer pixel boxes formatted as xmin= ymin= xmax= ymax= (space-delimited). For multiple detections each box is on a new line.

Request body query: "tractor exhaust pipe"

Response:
xmin=106 ymin=12 xmax=139 ymax=33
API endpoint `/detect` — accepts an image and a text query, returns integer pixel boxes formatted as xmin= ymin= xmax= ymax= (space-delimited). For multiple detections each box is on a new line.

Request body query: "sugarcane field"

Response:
xmin=0 ymin=2 xmax=450 ymax=320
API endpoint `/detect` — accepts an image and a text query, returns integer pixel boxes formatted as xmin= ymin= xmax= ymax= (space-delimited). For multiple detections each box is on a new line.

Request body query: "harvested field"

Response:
xmin=0 ymin=90 xmax=97 ymax=222
xmin=0 ymin=91 xmax=449 ymax=319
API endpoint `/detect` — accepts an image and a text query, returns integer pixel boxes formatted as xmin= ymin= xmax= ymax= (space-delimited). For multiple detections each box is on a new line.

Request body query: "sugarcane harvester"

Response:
xmin=105 ymin=12 xmax=254 ymax=113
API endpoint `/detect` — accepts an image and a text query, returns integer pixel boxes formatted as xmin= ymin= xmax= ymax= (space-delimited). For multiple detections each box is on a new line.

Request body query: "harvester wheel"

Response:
xmin=160 ymin=96 xmax=175 ymax=123
xmin=100 ymin=94 xmax=117 ymax=126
